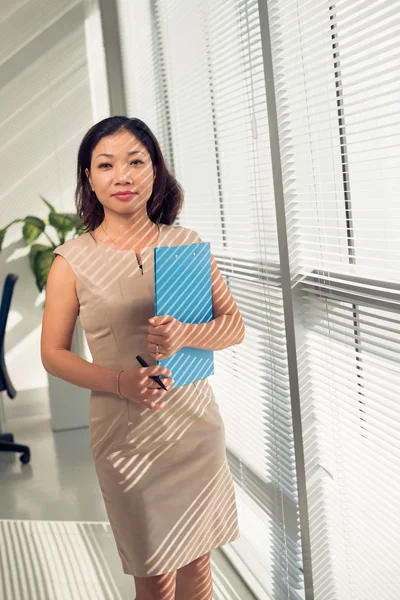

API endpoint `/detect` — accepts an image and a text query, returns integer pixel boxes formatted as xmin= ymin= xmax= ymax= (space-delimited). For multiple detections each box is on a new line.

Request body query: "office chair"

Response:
xmin=0 ymin=274 xmax=31 ymax=464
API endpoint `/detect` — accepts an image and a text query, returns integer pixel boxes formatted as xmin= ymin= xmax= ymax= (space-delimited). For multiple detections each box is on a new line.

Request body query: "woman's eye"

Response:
xmin=98 ymin=160 xmax=143 ymax=168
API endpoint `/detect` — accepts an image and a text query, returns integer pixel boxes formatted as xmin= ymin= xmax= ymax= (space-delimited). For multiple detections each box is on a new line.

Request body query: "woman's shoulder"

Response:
xmin=53 ymin=232 xmax=93 ymax=261
xmin=162 ymin=224 xmax=202 ymax=245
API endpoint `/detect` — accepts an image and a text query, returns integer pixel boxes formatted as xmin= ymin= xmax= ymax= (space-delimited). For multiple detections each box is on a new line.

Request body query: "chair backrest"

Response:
xmin=0 ymin=274 xmax=18 ymax=398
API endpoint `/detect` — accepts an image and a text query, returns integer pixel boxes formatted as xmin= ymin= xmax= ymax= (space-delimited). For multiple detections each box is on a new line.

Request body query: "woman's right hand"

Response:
xmin=119 ymin=366 xmax=174 ymax=411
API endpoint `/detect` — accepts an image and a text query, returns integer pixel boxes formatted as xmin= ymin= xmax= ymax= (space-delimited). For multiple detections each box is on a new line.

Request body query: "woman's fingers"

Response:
xmin=147 ymin=333 xmax=164 ymax=345
xmin=138 ymin=378 xmax=174 ymax=410
xmin=130 ymin=367 xmax=174 ymax=410
xmin=147 ymin=377 xmax=174 ymax=390
xmin=148 ymin=342 xmax=164 ymax=355
xmin=142 ymin=398 xmax=166 ymax=411
xmin=147 ymin=385 xmax=173 ymax=398
xmin=143 ymin=365 xmax=171 ymax=378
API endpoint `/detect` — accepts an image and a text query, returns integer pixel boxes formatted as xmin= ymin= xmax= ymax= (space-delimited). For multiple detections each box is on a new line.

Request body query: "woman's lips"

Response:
xmin=113 ymin=192 xmax=137 ymax=200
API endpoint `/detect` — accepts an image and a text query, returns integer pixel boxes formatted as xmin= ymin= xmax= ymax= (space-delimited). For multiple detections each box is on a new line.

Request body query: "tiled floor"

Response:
xmin=0 ymin=413 xmax=257 ymax=599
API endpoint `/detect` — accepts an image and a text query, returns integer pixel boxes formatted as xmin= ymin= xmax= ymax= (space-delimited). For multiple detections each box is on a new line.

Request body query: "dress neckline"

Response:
xmin=90 ymin=223 xmax=164 ymax=254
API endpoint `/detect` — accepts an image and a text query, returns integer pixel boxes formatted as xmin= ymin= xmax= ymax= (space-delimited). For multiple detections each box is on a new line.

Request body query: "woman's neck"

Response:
xmin=97 ymin=215 xmax=159 ymax=251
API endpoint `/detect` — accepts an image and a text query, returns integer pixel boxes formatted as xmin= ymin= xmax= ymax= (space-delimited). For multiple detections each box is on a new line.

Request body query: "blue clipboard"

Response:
xmin=154 ymin=242 xmax=214 ymax=388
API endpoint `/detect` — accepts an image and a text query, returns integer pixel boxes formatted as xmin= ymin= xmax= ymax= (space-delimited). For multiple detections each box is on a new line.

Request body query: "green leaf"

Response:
xmin=39 ymin=195 xmax=56 ymax=213
xmin=66 ymin=213 xmax=84 ymax=230
xmin=22 ymin=216 xmax=46 ymax=244
xmin=49 ymin=212 xmax=80 ymax=235
xmin=0 ymin=219 xmax=24 ymax=252
xmin=29 ymin=244 xmax=50 ymax=273
xmin=74 ymin=223 xmax=87 ymax=236
xmin=33 ymin=247 xmax=55 ymax=292
xmin=0 ymin=228 xmax=6 ymax=251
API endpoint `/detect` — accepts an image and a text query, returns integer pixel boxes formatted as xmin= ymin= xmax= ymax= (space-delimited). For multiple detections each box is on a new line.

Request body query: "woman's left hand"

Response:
xmin=148 ymin=315 xmax=188 ymax=359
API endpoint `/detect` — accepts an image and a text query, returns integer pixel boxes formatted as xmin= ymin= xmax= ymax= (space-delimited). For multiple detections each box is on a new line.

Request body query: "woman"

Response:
xmin=41 ymin=116 xmax=245 ymax=600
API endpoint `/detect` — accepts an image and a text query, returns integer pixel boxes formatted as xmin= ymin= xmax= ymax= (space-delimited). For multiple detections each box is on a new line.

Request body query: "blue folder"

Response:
xmin=154 ymin=242 xmax=214 ymax=388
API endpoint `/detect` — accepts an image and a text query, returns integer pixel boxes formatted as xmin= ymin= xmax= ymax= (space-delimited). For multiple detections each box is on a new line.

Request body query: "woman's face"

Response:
xmin=86 ymin=130 xmax=156 ymax=216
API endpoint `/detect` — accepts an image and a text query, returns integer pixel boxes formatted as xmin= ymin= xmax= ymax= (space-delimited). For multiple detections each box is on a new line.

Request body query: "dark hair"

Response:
xmin=75 ymin=116 xmax=183 ymax=232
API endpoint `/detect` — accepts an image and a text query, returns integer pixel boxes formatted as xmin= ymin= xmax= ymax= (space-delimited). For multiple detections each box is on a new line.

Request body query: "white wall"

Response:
xmin=0 ymin=0 xmax=108 ymax=421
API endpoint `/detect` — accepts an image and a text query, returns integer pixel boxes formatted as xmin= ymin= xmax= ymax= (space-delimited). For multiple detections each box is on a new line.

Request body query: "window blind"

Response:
xmin=117 ymin=0 xmax=175 ymax=170
xmin=268 ymin=0 xmax=400 ymax=597
xmin=117 ymin=1 xmax=305 ymax=598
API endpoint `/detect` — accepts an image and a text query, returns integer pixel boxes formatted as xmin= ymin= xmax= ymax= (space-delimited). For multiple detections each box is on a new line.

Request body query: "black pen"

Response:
xmin=136 ymin=355 xmax=168 ymax=391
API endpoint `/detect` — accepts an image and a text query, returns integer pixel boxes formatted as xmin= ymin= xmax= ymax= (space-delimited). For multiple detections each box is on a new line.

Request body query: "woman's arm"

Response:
xmin=41 ymin=255 xmax=119 ymax=393
xmin=148 ymin=254 xmax=245 ymax=357
xmin=182 ymin=253 xmax=245 ymax=350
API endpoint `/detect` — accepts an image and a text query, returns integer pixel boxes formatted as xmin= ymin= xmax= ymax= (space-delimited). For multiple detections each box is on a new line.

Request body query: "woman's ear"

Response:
xmin=85 ymin=168 xmax=93 ymax=189
xmin=153 ymin=166 xmax=157 ymax=181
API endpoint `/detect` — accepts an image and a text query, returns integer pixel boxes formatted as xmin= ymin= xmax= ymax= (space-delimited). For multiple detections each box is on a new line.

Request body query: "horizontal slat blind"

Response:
xmin=300 ymin=290 xmax=400 ymax=599
xmin=269 ymin=0 xmax=400 ymax=597
xmin=156 ymin=1 xmax=303 ymax=598
xmin=117 ymin=0 xmax=173 ymax=167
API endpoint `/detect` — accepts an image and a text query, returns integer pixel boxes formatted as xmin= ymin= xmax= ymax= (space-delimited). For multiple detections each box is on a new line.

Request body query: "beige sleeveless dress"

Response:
xmin=52 ymin=224 xmax=239 ymax=577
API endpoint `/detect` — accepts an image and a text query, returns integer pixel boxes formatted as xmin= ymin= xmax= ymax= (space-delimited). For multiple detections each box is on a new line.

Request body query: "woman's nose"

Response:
xmin=113 ymin=164 xmax=133 ymax=183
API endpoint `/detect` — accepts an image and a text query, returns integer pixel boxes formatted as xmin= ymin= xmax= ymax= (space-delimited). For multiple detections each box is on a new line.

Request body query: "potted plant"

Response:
xmin=0 ymin=196 xmax=86 ymax=295
xmin=0 ymin=196 xmax=90 ymax=431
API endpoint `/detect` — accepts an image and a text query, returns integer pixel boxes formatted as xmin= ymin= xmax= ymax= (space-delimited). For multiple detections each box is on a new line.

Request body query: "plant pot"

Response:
xmin=47 ymin=318 xmax=91 ymax=432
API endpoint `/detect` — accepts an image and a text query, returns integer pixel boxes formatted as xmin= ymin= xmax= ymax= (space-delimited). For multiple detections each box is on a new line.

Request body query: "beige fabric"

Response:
xmin=53 ymin=224 xmax=239 ymax=576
